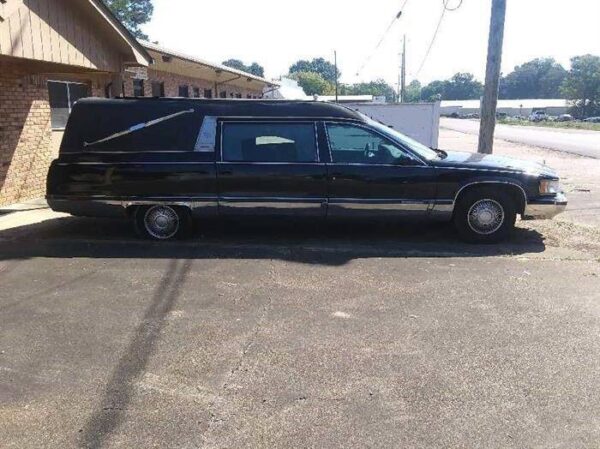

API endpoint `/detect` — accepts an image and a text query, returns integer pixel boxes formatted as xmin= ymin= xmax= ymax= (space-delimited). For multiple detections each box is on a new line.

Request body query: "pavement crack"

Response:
xmin=203 ymin=262 xmax=276 ymax=441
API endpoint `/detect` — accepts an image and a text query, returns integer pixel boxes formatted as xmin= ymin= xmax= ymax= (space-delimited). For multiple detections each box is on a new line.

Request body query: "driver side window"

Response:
xmin=326 ymin=123 xmax=417 ymax=165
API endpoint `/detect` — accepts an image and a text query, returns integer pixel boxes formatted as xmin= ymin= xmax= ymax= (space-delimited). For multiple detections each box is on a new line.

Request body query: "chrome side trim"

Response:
xmin=329 ymin=202 xmax=429 ymax=211
xmin=219 ymin=201 xmax=323 ymax=210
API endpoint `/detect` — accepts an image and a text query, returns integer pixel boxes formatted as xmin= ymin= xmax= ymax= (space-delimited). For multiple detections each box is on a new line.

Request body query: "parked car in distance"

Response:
xmin=528 ymin=110 xmax=548 ymax=122
xmin=47 ymin=98 xmax=567 ymax=243
xmin=556 ymin=114 xmax=573 ymax=122
xmin=583 ymin=116 xmax=600 ymax=123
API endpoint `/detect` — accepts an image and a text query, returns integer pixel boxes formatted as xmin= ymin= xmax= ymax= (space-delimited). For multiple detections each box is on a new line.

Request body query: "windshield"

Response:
xmin=361 ymin=116 xmax=440 ymax=161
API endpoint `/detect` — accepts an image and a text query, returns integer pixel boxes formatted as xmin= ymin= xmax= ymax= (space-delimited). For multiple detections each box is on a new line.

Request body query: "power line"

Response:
xmin=355 ymin=0 xmax=410 ymax=76
xmin=416 ymin=0 xmax=463 ymax=77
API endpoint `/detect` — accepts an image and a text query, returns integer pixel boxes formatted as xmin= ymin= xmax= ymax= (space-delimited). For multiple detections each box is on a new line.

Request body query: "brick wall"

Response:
xmin=0 ymin=60 xmax=106 ymax=206
xmin=123 ymin=69 xmax=264 ymax=99
xmin=0 ymin=63 xmax=53 ymax=206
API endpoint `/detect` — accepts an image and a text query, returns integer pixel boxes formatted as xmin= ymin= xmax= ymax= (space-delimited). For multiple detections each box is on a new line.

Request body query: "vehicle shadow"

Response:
xmin=0 ymin=215 xmax=547 ymax=265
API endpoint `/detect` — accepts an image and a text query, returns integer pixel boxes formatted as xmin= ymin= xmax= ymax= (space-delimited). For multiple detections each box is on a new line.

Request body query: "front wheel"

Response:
xmin=453 ymin=188 xmax=516 ymax=243
xmin=134 ymin=205 xmax=191 ymax=241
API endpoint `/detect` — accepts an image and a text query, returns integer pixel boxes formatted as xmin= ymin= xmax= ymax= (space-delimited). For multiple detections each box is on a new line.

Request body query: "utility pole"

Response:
xmin=478 ymin=0 xmax=507 ymax=154
xmin=334 ymin=50 xmax=339 ymax=103
xmin=400 ymin=34 xmax=406 ymax=103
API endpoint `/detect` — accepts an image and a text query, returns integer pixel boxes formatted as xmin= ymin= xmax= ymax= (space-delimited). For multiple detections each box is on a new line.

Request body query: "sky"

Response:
xmin=142 ymin=0 xmax=600 ymax=88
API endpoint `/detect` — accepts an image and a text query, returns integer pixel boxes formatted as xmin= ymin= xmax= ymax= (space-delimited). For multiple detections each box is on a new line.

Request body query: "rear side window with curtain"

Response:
xmin=222 ymin=122 xmax=317 ymax=163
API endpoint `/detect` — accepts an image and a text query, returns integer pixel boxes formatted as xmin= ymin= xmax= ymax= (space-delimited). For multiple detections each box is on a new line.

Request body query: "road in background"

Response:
xmin=441 ymin=118 xmax=600 ymax=159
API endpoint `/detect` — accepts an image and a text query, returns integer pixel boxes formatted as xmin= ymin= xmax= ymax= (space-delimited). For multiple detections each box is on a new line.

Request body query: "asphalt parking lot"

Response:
xmin=1 ymin=216 xmax=600 ymax=448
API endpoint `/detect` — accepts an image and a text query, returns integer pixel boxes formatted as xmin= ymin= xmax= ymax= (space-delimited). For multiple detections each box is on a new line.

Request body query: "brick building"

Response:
xmin=0 ymin=0 xmax=274 ymax=206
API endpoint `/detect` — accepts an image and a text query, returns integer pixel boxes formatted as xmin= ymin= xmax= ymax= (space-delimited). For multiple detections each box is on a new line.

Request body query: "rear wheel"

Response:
xmin=134 ymin=205 xmax=191 ymax=241
xmin=453 ymin=188 xmax=516 ymax=243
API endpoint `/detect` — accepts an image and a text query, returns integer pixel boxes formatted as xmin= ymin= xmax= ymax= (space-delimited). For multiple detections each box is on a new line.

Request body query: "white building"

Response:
xmin=440 ymin=99 xmax=570 ymax=117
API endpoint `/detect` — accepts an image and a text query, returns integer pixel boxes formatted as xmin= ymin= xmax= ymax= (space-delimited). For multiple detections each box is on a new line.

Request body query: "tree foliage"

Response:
xmin=500 ymin=58 xmax=567 ymax=99
xmin=222 ymin=59 xmax=265 ymax=77
xmin=289 ymin=71 xmax=335 ymax=96
xmin=561 ymin=54 xmax=600 ymax=118
xmin=289 ymin=58 xmax=339 ymax=83
xmin=344 ymin=79 xmax=397 ymax=102
xmin=421 ymin=73 xmax=482 ymax=101
xmin=103 ymin=0 xmax=153 ymax=40
xmin=403 ymin=80 xmax=422 ymax=103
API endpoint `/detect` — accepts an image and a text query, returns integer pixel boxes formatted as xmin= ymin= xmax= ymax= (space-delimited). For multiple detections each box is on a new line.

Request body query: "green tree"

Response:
xmin=500 ymin=58 xmax=567 ymax=99
xmin=289 ymin=58 xmax=339 ymax=83
xmin=346 ymin=79 xmax=397 ymax=102
xmin=421 ymin=80 xmax=445 ymax=102
xmin=289 ymin=71 xmax=335 ymax=96
xmin=403 ymin=80 xmax=422 ymax=103
xmin=561 ymin=54 xmax=600 ymax=118
xmin=248 ymin=62 xmax=265 ymax=78
xmin=103 ymin=0 xmax=153 ymax=40
xmin=443 ymin=73 xmax=483 ymax=100
xmin=421 ymin=73 xmax=482 ymax=101
xmin=222 ymin=59 xmax=265 ymax=78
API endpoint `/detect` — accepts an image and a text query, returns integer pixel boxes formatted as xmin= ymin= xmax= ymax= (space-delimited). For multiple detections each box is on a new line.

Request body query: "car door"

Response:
xmin=325 ymin=121 xmax=438 ymax=217
xmin=217 ymin=120 xmax=327 ymax=216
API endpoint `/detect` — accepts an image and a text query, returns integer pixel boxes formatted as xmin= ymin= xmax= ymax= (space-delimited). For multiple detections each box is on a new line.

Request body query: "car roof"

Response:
xmin=75 ymin=97 xmax=365 ymax=120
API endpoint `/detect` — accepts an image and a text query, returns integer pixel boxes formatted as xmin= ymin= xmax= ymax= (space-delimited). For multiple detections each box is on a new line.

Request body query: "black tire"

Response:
xmin=453 ymin=187 xmax=516 ymax=243
xmin=134 ymin=205 xmax=192 ymax=241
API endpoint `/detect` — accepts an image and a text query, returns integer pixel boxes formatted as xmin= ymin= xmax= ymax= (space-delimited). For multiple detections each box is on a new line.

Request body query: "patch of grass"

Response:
xmin=498 ymin=118 xmax=600 ymax=131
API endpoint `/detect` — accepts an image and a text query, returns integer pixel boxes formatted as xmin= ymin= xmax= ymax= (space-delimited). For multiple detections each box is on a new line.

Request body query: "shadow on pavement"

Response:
xmin=79 ymin=258 xmax=192 ymax=449
xmin=0 ymin=216 xmax=547 ymax=264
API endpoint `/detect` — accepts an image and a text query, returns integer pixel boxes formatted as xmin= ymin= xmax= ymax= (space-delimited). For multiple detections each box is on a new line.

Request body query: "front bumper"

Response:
xmin=523 ymin=192 xmax=567 ymax=219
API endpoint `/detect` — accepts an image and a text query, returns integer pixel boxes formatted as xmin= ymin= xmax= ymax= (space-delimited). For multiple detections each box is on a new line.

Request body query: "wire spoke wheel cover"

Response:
xmin=143 ymin=205 xmax=180 ymax=240
xmin=467 ymin=199 xmax=505 ymax=235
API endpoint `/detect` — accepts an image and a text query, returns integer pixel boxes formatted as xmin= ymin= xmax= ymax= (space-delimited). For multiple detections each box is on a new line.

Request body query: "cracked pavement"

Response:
xmin=1 ymin=215 xmax=600 ymax=448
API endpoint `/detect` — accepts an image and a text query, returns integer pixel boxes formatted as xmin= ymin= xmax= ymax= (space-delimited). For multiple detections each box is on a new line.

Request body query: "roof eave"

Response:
xmin=88 ymin=0 xmax=152 ymax=66
xmin=140 ymin=41 xmax=278 ymax=87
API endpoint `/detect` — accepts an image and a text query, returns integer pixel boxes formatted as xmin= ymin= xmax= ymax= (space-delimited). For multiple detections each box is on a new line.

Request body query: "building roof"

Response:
xmin=140 ymin=41 xmax=276 ymax=90
xmin=87 ymin=0 xmax=152 ymax=66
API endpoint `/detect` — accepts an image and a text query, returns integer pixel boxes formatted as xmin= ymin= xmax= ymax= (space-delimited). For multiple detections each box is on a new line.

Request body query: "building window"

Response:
xmin=179 ymin=85 xmax=190 ymax=97
xmin=219 ymin=91 xmax=227 ymax=98
xmin=151 ymin=81 xmax=165 ymax=97
xmin=47 ymin=81 xmax=89 ymax=129
xmin=193 ymin=87 xmax=200 ymax=98
xmin=204 ymin=89 xmax=213 ymax=98
xmin=133 ymin=79 xmax=145 ymax=97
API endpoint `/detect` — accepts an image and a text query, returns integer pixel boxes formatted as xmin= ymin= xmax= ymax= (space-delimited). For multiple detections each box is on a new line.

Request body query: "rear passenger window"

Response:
xmin=222 ymin=123 xmax=317 ymax=163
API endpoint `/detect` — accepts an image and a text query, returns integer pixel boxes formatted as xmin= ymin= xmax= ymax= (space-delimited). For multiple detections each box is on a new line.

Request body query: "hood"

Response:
xmin=435 ymin=151 xmax=558 ymax=178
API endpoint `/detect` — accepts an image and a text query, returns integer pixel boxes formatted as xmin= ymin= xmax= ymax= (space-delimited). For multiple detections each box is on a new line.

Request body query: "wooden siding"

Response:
xmin=0 ymin=0 xmax=123 ymax=72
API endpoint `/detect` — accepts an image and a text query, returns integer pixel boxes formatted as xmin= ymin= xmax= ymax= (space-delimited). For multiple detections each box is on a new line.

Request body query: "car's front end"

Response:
xmin=522 ymin=178 xmax=568 ymax=219
xmin=429 ymin=150 xmax=568 ymax=221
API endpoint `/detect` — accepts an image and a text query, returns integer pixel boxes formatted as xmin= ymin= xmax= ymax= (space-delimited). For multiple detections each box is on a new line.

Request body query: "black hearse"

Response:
xmin=47 ymin=98 xmax=567 ymax=242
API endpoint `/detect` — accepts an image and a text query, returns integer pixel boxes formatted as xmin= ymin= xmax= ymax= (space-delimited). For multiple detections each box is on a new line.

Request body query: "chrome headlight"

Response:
xmin=539 ymin=179 xmax=561 ymax=195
